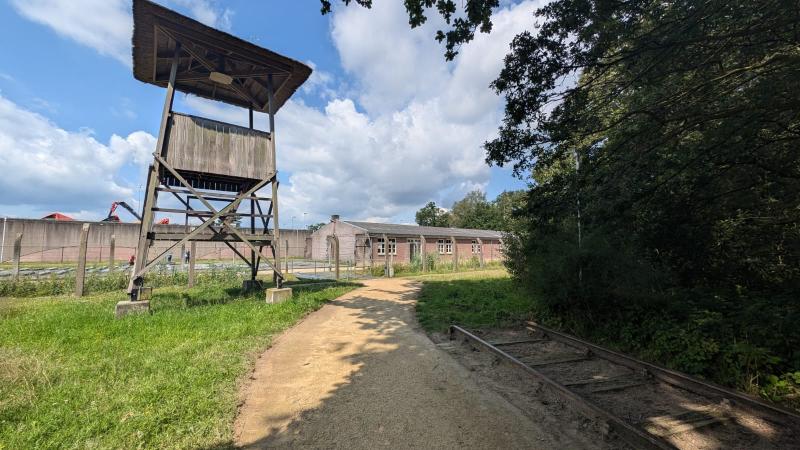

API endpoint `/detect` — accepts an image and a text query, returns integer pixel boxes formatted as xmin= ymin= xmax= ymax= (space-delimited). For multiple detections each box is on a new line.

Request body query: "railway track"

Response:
xmin=449 ymin=323 xmax=800 ymax=449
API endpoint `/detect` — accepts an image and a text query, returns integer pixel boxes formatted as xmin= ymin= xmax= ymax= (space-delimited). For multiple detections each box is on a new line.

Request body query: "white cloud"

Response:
xmin=177 ymin=1 xmax=538 ymax=225
xmin=167 ymin=0 xmax=234 ymax=30
xmin=279 ymin=1 xmax=538 ymax=223
xmin=10 ymin=0 xmax=234 ymax=67
xmin=10 ymin=0 xmax=133 ymax=65
xmin=0 ymin=95 xmax=155 ymax=218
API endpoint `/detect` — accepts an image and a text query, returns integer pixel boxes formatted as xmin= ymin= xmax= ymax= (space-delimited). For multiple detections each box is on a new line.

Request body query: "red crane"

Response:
xmin=102 ymin=201 xmax=169 ymax=224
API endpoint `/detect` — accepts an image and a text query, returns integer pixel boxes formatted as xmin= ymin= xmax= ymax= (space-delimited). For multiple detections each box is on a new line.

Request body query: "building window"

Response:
xmin=438 ymin=239 xmax=452 ymax=254
xmin=377 ymin=238 xmax=396 ymax=255
xmin=472 ymin=240 xmax=481 ymax=254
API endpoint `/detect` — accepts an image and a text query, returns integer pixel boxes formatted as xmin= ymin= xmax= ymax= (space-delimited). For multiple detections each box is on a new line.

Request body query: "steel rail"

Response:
xmin=525 ymin=321 xmax=800 ymax=426
xmin=449 ymin=325 xmax=675 ymax=450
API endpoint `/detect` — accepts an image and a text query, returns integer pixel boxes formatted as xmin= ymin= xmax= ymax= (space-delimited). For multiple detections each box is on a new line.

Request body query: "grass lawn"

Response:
xmin=414 ymin=269 xmax=536 ymax=332
xmin=0 ymin=281 xmax=358 ymax=449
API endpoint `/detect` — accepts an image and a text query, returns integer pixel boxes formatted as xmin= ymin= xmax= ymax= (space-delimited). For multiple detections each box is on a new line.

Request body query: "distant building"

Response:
xmin=41 ymin=213 xmax=74 ymax=221
xmin=310 ymin=215 xmax=503 ymax=265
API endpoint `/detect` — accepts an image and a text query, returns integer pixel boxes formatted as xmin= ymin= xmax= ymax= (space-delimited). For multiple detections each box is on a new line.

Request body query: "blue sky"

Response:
xmin=0 ymin=0 xmax=533 ymax=226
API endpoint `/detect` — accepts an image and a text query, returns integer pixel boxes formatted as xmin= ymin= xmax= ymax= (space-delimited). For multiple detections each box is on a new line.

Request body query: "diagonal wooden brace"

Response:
xmin=168 ymin=190 xmax=252 ymax=264
xmin=149 ymin=154 xmax=283 ymax=280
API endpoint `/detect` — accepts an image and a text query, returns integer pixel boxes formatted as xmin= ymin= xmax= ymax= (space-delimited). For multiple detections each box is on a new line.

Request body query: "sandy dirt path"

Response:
xmin=235 ymin=278 xmax=597 ymax=449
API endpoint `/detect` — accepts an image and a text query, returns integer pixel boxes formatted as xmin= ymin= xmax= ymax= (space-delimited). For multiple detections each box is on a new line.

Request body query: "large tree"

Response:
xmin=449 ymin=190 xmax=495 ymax=230
xmin=414 ymin=201 xmax=452 ymax=227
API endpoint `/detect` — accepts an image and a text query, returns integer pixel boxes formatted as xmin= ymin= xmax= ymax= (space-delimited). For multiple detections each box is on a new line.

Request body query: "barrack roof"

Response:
xmin=344 ymin=221 xmax=503 ymax=239
xmin=132 ymin=0 xmax=311 ymax=113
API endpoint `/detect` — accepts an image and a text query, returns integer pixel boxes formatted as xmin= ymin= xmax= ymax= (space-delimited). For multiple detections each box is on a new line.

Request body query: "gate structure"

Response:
xmin=126 ymin=0 xmax=311 ymax=300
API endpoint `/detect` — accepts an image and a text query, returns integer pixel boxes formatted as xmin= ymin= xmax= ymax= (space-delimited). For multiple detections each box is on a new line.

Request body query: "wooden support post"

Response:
xmin=285 ymin=239 xmax=289 ymax=273
xmin=109 ymin=234 xmax=116 ymax=270
xmin=75 ymin=223 xmax=90 ymax=297
xmin=188 ymin=241 xmax=196 ymax=288
xmin=128 ymin=43 xmax=181 ymax=295
xmin=248 ymin=105 xmax=258 ymax=281
xmin=477 ymin=237 xmax=485 ymax=268
xmin=12 ymin=233 xmax=22 ymax=281
xmin=420 ymin=235 xmax=427 ymax=273
xmin=267 ymin=74 xmax=282 ymax=286
xmin=451 ymin=235 xmax=458 ymax=271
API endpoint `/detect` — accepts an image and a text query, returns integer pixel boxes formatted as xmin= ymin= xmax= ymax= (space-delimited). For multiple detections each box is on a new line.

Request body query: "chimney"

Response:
xmin=331 ymin=214 xmax=340 ymax=223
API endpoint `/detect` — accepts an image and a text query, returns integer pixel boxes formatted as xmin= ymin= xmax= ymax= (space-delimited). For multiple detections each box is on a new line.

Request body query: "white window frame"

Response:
xmin=438 ymin=239 xmax=453 ymax=254
xmin=377 ymin=238 xmax=385 ymax=255
xmin=471 ymin=240 xmax=481 ymax=254
xmin=377 ymin=237 xmax=396 ymax=255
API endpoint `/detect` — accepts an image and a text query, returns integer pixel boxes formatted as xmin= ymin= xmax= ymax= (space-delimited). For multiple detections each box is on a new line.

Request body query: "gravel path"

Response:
xmin=235 ymin=278 xmax=602 ymax=449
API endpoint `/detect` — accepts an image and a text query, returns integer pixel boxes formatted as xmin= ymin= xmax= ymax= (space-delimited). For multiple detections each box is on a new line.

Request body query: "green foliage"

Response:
xmin=449 ymin=191 xmax=494 ymax=229
xmin=307 ymin=222 xmax=326 ymax=232
xmin=414 ymin=201 xmax=452 ymax=227
xmin=320 ymin=0 xmax=498 ymax=60
xmin=415 ymin=190 xmax=526 ymax=232
xmin=0 ymin=281 xmax=357 ymax=449
xmin=416 ymin=272 xmax=528 ymax=332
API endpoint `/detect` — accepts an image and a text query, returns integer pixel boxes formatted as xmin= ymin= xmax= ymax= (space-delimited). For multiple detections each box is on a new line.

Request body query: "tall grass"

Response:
xmin=0 ymin=266 xmax=246 ymax=298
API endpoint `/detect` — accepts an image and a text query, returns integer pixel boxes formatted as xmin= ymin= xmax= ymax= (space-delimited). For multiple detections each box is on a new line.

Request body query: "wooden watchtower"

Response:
xmin=127 ymin=0 xmax=311 ymax=298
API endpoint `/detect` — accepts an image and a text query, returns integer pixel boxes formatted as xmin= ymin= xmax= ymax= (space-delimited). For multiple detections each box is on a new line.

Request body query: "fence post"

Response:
xmin=477 ymin=237 xmax=484 ymax=268
xmin=420 ymin=235 xmax=427 ymax=273
xmin=188 ymin=241 xmax=196 ymax=287
xmin=109 ymin=234 xmax=116 ymax=270
xmin=451 ymin=235 xmax=458 ymax=272
xmin=12 ymin=233 xmax=22 ymax=281
xmin=285 ymin=239 xmax=289 ymax=273
xmin=75 ymin=223 xmax=90 ymax=297
xmin=332 ymin=235 xmax=340 ymax=280
xmin=382 ymin=233 xmax=389 ymax=277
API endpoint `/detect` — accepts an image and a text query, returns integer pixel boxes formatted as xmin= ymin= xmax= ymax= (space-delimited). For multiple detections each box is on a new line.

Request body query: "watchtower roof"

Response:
xmin=132 ymin=0 xmax=311 ymax=113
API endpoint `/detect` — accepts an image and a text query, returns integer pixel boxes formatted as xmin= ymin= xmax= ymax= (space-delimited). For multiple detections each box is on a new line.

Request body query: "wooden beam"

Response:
xmin=159 ymin=25 xmax=294 ymax=73
xmin=476 ymin=237 xmax=485 ymax=268
xmin=128 ymin=43 xmax=181 ymax=295
xmin=75 ymin=223 xmax=90 ymax=297
xmin=12 ymin=233 xmax=22 ymax=281
xmin=167 ymin=36 xmax=265 ymax=109
xmin=451 ymin=235 xmax=458 ymax=271
xmin=329 ymin=235 xmax=340 ymax=280
xmin=188 ymin=241 xmax=196 ymax=288
xmin=420 ymin=235 xmax=427 ymax=272
xmin=249 ymin=105 xmax=257 ymax=281
xmin=382 ymin=233 xmax=390 ymax=277
xmin=155 ymin=69 xmax=273 ymax=83
xmin=109 ymin=234 xmax=116 ymax=270
xmin=156 ymin=186 xmax=270 ymax=202
xmin=267 ymin=73 xmax=282 ymax=286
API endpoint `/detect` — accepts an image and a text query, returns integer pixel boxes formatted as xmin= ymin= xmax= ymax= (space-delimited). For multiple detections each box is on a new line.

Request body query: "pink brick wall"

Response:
xmin=370 ymin=236 xmax=502 ymax=264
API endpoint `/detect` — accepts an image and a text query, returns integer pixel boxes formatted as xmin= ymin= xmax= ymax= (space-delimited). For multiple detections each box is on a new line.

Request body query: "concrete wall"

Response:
xmin=0 ymin=218 xmax=310 ymax=263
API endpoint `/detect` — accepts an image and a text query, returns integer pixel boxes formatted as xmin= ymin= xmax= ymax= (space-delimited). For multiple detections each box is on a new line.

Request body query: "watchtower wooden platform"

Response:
xmin=127 ymin=0 xmax=311 ymax=297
